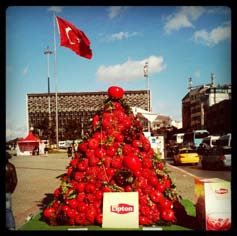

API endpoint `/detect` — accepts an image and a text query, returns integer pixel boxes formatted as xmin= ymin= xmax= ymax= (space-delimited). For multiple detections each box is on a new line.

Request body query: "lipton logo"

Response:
xmin=215 ymin=188 xmax=228 ymax=194
xmin=110 ymin=203 xmax=134 ymax=214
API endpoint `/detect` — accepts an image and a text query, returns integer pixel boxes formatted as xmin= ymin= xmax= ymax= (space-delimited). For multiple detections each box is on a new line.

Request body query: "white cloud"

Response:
xmin=193 ymin=25 xmax=231 ymax=46
xmin=164 ymin=6 xmax=205 ymax=34
xmin=107 ymin=6 xmax=128 ymax=19
xmin=48 ymin=6 xmax=63 ymax=13
xmin=109 ymin=31 xmax=141 ymax=41
xmin=96 ymin=55 xmax=166 ymax=83
xmin=6 ymin=120 xmax=27 ymax=141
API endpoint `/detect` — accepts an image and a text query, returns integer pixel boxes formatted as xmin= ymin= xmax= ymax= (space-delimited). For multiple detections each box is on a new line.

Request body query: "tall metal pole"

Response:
xmin=53 ymin=12 xmax=59 ymax=149
xmin=44 ymin=46 xmax=53 ymax=129
xmin=144 ymin=61 xmax=150 ymax=133
xmin=144 ymin=61 xmax=150 ymax=110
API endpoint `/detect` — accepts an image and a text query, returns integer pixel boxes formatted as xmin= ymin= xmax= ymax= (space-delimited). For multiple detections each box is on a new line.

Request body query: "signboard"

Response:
xmin=102 ymin=192 xmax=139 ymax=229
xmin=195 ymin=178 xmax=231 ymax=231
xmin=148 ymin=136 xmax=164 ymax=159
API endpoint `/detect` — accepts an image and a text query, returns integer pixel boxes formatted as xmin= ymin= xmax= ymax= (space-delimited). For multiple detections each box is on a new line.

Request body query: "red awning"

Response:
xmin=17 ymin=131 xmax=41 ymax=143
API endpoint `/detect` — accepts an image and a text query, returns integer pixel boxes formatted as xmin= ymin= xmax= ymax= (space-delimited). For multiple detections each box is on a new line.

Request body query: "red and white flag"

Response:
xmin=56 ymin=16 xmax=92 ymax=59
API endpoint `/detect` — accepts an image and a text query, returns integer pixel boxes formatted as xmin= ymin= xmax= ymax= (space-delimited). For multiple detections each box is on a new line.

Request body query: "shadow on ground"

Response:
xmin=173 ymin=201 xmax=199 ymax=230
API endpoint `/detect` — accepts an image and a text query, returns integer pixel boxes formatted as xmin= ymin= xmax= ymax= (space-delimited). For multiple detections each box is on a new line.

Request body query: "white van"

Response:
xmin=217 ymin=133 xmax=231 ymax=147
xmin=58 ymin=141 xmax=67 ymax=149
xmin=201 ymin=135 xmax=220 ymax=148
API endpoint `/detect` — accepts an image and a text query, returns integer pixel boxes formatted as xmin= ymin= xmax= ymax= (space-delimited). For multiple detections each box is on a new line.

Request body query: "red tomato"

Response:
xmin=125 ymin=185 xmax=133 ymax=192
xmin=85 ymin=183 xmax=96 ymax=193
xmin=134 ymin=169 xmax=142 ymax=177
xmin=77 ymin=202 xmax=88 ymax=213
xmin=70 ymin=159 xmax=78 ymax=168
xmin=95 ymin=212 xmax=103 ymax=225
xmin=67 ymin=208 xmax=76 ymax=218
xmin=62 ymin=205 xmax=70 ymax=213
xmin=95 ymin=147 xmax=106 ymax=158
xmin=157 ymin=162 xmax=164 ymax=170
xmin=108 ymin=86 xmax=124 ymax=99
xmin=102 ymin=186 xmax=112 ymax=192
xmin=92 ymin=115 xmax=100 ymax=127
xmin=149 ymin=189 xmax=163 ymax=203
xmin=77 ymin=142 xmax=88 ymax=152
xmin=161 ymin=208 xmax=175 ymax=222
xmin=139 ymin=215 xmax=152 ymax=225
xmin=112 ymin=101 xmax=124 ymax=111
xmin=75 ymin=213 xmax=86 ymax=225
xmin=103 ymin=156 xmax=112 ymax=168
xmin=106 ymin=167 xmax=116 ymax=177
xmin=142 ymin=157 xmax=153 ymax=169
xmin=75 ymin=182 xmax=85 ymax=193
xmin=77 ymin=160 xmax=88 ymax=171
xmin=54 ymin=188 xmax=61 ymax=197
xmin=148 ymin=175 xmax=159 ymax=186
xmin=122 ymin=144 xmax=133 ymax=155
xmin=85 ymin=208 xmax=97 ymax=224
xmin=88 ymin=138 xmax=99 ymax=149
xmin=159 ymin=199 xmax=172 ymax=210
xmin=95 ymin=190 xmax=103 ymax=200
xmin=68 ymin=199 xmax=78 ymax=209
xmin=114 ymin=133 xmax=124 ymax=142
xmin=67 ymin=167 xmax=73 ymax=176
xmin=123 ymin=154 xmax=142 ymax=173
xmin=43 ymin=207 xmax=55 ymax=218
xmin=122 ymin=117 xmax=131 ymax=128
xmin=132 ymin=139 xmax=142 ymax=148
xmin=74 ymin=172 xmax=85 ymax=181
xmin=106 ymin=146 xmax=116 ymax=157
xmin=156 ymin=183 xmax=166 ymax=192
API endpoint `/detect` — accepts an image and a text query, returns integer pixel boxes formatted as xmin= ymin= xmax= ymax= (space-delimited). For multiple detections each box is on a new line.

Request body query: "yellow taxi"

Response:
xmin=173 ymin=147 xmax=200 ymax=165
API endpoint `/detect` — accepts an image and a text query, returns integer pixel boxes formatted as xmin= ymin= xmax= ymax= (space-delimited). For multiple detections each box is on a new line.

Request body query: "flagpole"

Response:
xmin=53 ymin=12 xmax=59 ymax=149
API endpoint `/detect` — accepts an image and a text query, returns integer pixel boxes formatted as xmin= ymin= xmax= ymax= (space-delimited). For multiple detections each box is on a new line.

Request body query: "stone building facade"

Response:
xmin=182 ymin=84 xmax=231 ymax=132
xmin=27 ymin=90 xmax=150 ymax=142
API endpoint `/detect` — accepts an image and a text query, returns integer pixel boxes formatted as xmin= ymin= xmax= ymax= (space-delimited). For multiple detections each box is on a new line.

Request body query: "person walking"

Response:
xmin=6 ymin=152 xmax=18 ymax=230
xmin=67 ymin=145 xmax=72 ymax=158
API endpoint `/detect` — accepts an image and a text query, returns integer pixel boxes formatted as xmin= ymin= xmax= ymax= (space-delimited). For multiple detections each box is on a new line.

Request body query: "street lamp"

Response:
xmin=44 ymin=46 xmax=53 ymax=140
xmin=144 ymin=61 xmax=151 ymax=133
xmin=144 ymin=61 xmax=149 ymax=91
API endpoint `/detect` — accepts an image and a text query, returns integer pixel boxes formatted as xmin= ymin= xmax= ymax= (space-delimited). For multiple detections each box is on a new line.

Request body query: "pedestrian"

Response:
xmin=6 ymin=152 xmax=18 ymax=230
xmin=44 ymin=145 xmax=49 ymax=156
xmin=67 ymin=146 xmax=72 ymax=158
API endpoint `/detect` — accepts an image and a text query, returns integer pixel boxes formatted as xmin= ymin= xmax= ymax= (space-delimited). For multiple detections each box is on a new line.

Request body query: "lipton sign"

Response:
xmin=110 ymin=203 xmax=134 ymax=214
xmin=102 ymin=192 xmax=139 ymax=228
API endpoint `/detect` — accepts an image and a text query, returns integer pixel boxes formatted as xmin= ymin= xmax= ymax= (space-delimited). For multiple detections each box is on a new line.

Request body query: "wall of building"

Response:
xmin=27 ymin=90 xmax=150 ymax=142
xmin=182 ymin=84 xmax=231 ymax=132
xmin=205 ymin=99 xmax=231 ymax=135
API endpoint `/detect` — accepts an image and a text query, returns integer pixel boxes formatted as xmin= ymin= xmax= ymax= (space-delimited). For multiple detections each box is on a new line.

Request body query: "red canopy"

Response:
xmin=17 ymin=132 xmax=42 ymax=155
xmin=18 ymin=131 xmax=41 ymax=143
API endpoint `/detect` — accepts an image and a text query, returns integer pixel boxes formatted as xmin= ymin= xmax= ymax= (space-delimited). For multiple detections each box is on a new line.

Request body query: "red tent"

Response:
xmin=16 ymin=132 xmax=43 ymax=156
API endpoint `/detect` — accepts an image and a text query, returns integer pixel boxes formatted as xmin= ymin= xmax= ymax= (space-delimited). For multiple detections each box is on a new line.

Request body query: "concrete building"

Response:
xmin=182 ymin=74 xmax=231 ymax=132
xmin=27 ymin=90 xmax=150 ymax=142
xmin=205 ymin=99 xmax=231 ymax=135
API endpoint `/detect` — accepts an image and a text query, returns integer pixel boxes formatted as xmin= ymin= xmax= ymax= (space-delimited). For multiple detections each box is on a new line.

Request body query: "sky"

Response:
xmin=5 ymin=5 xmax=231 ymax=141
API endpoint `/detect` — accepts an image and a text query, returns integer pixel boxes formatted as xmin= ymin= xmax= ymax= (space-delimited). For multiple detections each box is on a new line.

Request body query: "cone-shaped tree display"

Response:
xmin=43 ymin=86 xmax=182 ymax=227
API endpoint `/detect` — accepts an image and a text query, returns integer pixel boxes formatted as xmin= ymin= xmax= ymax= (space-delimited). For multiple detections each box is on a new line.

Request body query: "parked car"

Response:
xmin=173 ymin=148 xmax=200 ymax=165
xmin=201 ymin=146 xmax=231 ymax=170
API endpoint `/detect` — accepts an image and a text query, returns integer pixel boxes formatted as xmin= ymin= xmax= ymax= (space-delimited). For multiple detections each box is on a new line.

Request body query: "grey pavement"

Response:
xmin=8 ymin=151 xmax=195 ymax=230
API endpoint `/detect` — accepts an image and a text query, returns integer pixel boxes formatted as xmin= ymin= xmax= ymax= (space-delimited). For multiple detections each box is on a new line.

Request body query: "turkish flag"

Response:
xmin=56 ymin=16 xmax=92 ymax=59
